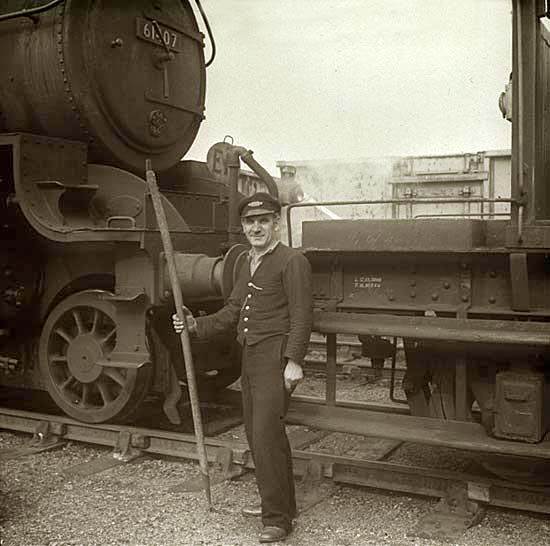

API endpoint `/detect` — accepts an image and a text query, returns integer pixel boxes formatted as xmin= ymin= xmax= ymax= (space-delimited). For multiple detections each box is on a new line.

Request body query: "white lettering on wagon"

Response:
xmin=353 ymin=276 xmax=382 ymax=289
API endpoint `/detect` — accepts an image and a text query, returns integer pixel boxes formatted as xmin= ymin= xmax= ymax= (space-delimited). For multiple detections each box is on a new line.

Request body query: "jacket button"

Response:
xmin=244 ymin=317 xmax=249 ymax=322
xmin=247 ymin=294 xmax=252 ymax=298
xmin=245 ymin=306 xmax=250 ymax=310
xmin=243 ymin=328 xmax=248 ymax=333
xmin=248 ymin=282 xmax=252 ymax=287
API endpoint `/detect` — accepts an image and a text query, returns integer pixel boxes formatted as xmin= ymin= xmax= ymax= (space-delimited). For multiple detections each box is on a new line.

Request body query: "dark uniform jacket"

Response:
xmin=196 ymin=243 xmax=313 ymax=364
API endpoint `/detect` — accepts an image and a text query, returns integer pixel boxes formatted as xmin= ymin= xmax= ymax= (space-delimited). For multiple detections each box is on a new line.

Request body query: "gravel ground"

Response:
xmin=1 ymin=372 xmax=550 ymax=546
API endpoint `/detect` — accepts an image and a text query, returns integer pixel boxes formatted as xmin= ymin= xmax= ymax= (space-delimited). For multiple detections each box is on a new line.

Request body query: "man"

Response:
xmin=173 ymin=192 xmax=312 ymax=543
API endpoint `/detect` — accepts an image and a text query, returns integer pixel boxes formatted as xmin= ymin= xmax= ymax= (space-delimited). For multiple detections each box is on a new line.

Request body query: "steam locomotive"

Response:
xmin=0 ymin=0 xmax=292 ymax=424
xmin=2 ymin=0 xmax=549 ymax=484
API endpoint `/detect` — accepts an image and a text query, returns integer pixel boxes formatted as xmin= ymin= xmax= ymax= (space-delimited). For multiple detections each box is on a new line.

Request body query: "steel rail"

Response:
xmin=1 ymin=406 xmax=550 ymax=515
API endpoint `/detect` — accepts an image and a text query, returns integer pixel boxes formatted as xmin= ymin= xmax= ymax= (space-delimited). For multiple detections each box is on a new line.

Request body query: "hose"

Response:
xmin=0 ymin=0 xmax=64 ymax=23
xmin=193 ymin=0 xmax=216 ymax=67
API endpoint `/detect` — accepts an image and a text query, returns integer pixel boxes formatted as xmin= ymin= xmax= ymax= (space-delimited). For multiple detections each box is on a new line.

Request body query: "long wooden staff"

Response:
xmin=145 ymin=159 xmax=212 ymax=508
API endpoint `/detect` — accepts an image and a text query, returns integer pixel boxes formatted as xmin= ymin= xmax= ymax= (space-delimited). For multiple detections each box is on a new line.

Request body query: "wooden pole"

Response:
xmin=145 ymin=159 xmax=212 ymax=508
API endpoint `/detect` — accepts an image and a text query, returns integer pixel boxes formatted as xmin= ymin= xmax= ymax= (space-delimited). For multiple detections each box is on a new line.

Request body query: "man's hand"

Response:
xmin=284 ymin=359 xmax=303 ymax=393
xmin=172 ymin=306 xmax=197 ymax=334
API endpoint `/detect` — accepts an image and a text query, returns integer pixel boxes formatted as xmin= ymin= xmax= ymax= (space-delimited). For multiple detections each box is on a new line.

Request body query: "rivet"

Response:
xmin=410 ymin=291 xmax=416 ymax=298
xmin=461 ymin=295 xmax=469 ymax=302
xmin=489 ymin=296 xmax=496 ymax=304
xmin=410 ymin=280 xmax=416 ymax=287
xmin=489 ymin=271 xmax=497 ymax=278
xmin=443 ymin=281 xmax=450 ymax=289
xmin=431 ymin=293 xmax=439 ymax=301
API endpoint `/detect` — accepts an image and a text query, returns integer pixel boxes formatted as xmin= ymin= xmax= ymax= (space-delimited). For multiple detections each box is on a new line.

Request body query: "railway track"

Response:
xmin=2 ymin=388 xmax=550 ymax=541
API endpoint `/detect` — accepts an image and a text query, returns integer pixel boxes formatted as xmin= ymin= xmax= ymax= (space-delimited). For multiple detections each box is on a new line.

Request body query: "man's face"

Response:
xmin=241 ymin=213 xmax=279 ymax=251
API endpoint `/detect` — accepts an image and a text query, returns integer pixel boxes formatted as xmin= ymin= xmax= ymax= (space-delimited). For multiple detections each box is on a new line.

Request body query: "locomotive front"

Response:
xmin=0 ymin=1 xmax=263 ymax=424
xmin=0 ymin=0 xmax=206 ymax=174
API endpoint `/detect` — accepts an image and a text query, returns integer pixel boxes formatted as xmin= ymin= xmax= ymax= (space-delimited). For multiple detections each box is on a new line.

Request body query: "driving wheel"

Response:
xmin=39 ymin=290 xmax=152 ymax=423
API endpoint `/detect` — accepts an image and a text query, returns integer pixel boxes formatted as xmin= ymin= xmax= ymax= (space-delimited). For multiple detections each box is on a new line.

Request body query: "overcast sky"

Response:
xmin=187 ymin=0 xmax=512 ymax=174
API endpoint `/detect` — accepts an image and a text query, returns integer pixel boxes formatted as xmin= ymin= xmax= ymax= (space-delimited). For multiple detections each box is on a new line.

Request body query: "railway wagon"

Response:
xmin=278 ymin=149 xmax=513 ymax=248
xmin=0 ymin=0 xmax=295 ymax=424
xmin=283 ymin=0 xmax=550 ymax=482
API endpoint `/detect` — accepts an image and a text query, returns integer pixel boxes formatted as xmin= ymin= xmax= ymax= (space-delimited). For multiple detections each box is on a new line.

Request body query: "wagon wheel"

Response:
xmin=39 ymin=290 xmax=153 ymax=423
xmin=402 ymin=341 xmax=469 ymax=419
xmin=403 ymin=341 xmax=550 ymax=484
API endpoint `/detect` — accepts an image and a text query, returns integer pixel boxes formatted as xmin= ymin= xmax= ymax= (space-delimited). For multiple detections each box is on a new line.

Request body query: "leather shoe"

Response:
xmin=259 ymin=526 xmax=287 ymax=543
xmin=241 ymin=504 xmax=262 ymax=517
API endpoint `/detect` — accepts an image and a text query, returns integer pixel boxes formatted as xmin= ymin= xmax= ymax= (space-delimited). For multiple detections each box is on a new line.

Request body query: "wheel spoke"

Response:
xmin=90 ymin=309 xmax=99 ymax=334
xmin=60 ymin=375 xmax=77 ymax=390
xmin=55 ymin=327 xmax=74 ymax=345
xmin=81 ymin=384 xmax=91 ymax=406
xmin=103 ymin=368 xmax=126 ymax=387
xmin=96 ymin=378 xmax=114 ymax=405
xmin=50 ymin=354 xmax=68 ymax=365
xmin=99 ymin=328 xmax=116 ymax=347
xmin=72 ymin=309 xmax=85 ymax=335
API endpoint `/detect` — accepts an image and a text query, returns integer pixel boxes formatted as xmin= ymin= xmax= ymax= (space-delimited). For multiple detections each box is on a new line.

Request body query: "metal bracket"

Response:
xmin=33 ymin=420 xmax=66 ymax=448
xmin=0 ymin=421 xmax=66 ymax=461
xmin=214 ymin=446 xmax=245 ymax=481
xmin=509 ymin=253 xmax=530 ymax=311
xmin=296 ymin=459 xmax=337 ymax=514
xmin=412 ymin=483 xmax=484 ymax=541
xmin=329 ymin=256 xmax=344 ymax=302
xmin=113 ymin=431 xmax=144 ymax=462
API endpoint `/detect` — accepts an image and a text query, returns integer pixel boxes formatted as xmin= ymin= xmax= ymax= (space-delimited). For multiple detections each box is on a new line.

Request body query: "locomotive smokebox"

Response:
xmin=0 ymin=0 xmax=206 ymax=174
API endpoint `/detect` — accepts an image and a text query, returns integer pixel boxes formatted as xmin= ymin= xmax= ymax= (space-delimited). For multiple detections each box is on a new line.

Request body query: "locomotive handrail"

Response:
xmin=106 ymin=216 xmax=137 ymax=229
xmin=194 ymin=0 xmax=216 ymax=67
xmin=285 ymin=197 xmax=518 ymax=247
xmin=0 ymin=0 xmax=64 ymax=22
xmin=414 ymin=212 xmax=511 ymax=219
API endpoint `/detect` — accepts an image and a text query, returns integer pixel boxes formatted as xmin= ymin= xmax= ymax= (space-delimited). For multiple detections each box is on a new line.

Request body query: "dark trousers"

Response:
xmin=241 ymin=335 xmax=295 ymax=532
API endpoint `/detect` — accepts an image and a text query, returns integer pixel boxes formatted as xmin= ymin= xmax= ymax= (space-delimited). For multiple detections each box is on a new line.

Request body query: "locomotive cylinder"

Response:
xmin=165 ymin=253 xmax=223 ymax=299
xmin=0 ymin=0 xmax=206 ymax=175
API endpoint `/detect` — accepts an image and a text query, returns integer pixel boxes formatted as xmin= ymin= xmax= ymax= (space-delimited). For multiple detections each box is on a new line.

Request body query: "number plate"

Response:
xmin=136 ymin=17 xmax=182 ymax=52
